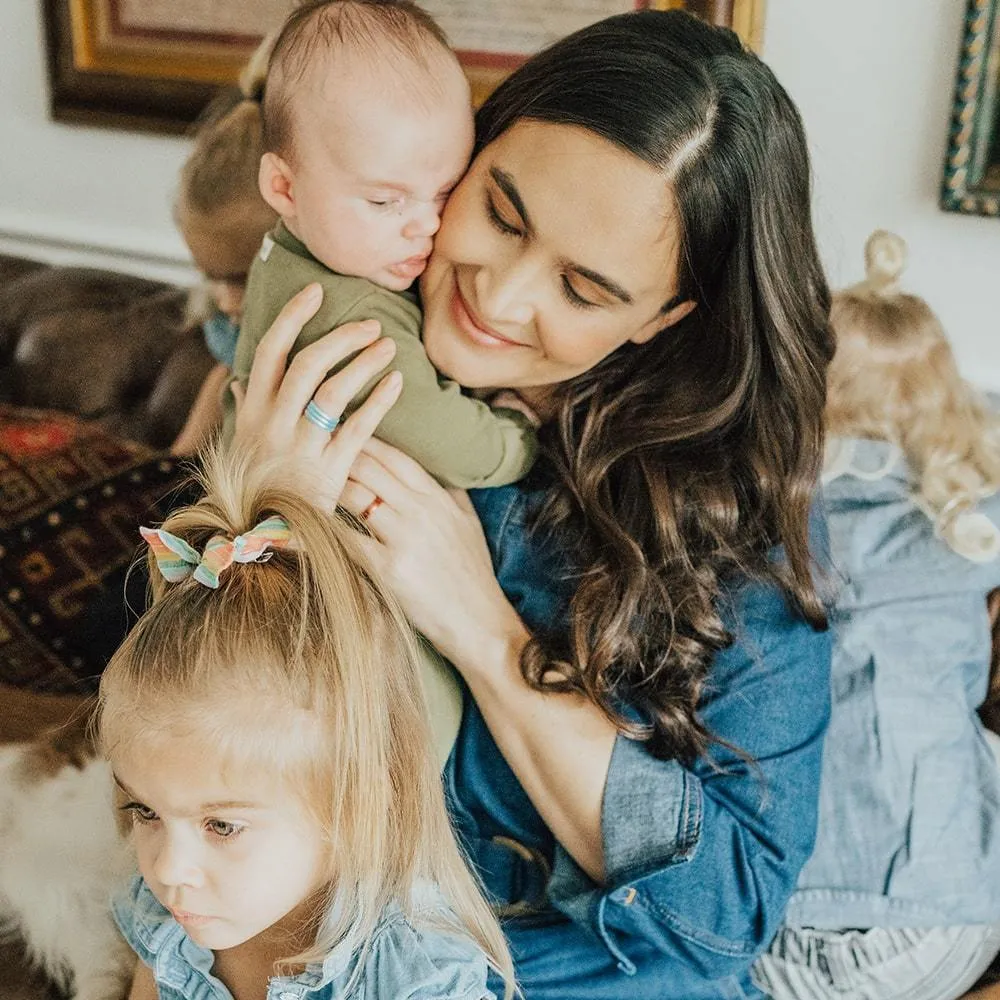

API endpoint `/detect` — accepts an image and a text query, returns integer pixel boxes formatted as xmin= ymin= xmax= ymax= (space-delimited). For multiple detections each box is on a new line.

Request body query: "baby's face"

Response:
xmin=283 ymin=73 xmax=474 ymax=292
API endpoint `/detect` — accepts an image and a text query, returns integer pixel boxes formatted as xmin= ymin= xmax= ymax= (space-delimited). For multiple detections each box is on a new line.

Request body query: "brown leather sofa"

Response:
xmin=0 ymin=254 xmax=212 ymax=448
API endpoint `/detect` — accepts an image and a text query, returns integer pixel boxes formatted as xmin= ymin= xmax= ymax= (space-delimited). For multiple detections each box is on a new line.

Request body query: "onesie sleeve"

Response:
xmin=342 ymin=291 xmax=538 ymax=489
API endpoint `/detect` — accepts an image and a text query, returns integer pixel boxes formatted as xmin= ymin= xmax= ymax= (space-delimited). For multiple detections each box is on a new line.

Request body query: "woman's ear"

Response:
xmin=629 ymin=298 xmax=697 ymax=345
xmin=258 ymin=152 xmax=296 ymax=219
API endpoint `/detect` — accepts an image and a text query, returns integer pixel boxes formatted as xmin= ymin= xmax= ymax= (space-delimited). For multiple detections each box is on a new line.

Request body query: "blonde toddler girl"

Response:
xmin=98 ymin=443 xmax=513 ymax=1000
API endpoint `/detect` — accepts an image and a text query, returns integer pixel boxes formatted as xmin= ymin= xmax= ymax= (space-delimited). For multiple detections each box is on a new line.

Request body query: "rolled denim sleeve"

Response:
xmin=547 ymin=579 xmax=832 ymax=980
xmin=469 ymin=486 xmax=832 ymax=984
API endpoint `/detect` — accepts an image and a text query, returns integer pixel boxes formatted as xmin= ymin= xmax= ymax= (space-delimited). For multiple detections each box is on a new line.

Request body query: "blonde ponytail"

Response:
xmin=861 ymin=229 xmax=907 ymax=296
xmin=825 ymin=229 xmax=1000 ymax=536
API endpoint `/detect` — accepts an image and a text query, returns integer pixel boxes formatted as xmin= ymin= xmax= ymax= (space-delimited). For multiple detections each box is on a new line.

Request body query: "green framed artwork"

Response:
xmin=942 ymin=0 xmax=1000 ymax=218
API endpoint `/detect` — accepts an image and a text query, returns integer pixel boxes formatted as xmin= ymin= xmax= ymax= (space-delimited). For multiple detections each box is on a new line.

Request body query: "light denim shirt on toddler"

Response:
xmin=783 ymin=437 xmax=1000 ymax=930
xmin=111 ymin=874 xmax=493 ymax=1000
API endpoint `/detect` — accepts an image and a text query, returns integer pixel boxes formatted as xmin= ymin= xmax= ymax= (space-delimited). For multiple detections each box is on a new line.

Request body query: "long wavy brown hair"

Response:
xmin=476 ymin=11 xmax=833 ymax=764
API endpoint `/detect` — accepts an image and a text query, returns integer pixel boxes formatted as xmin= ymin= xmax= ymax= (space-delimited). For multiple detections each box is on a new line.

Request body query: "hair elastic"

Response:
xmin=140 ymin=515 xmax=291 ymax=589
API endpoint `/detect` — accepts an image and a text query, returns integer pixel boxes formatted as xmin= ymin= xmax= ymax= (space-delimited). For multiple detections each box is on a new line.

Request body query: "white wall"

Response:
xmin=1 ymin=0 xmax=997 ymax=378
xmin=764 ymin=0 xmax=999 ymax=385
xmin=0 ymin=1 xmax=194 ymax=283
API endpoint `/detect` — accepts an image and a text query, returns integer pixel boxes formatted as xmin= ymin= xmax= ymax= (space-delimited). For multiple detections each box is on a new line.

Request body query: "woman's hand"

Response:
xmin=343 ymin=438 xmax=616 ymax=882
xmin=340 ymin=437 xmax=526 ymax=671
xmin=232 ymin=283 xmax=403 ymax=511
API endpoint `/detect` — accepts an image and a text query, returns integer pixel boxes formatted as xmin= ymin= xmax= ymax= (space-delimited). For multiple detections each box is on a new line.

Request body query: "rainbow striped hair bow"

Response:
xmin=139 ymin=515 xmax=292 ymax=589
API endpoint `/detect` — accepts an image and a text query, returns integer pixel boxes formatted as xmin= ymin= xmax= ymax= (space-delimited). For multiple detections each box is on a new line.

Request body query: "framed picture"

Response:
xmin=419 ymin=0 xmax=767 ymax=105
xmin=42 ymin=0 xmax=767 ymax=135
xmin=941 ymin=0 xmax=1000 ymax=218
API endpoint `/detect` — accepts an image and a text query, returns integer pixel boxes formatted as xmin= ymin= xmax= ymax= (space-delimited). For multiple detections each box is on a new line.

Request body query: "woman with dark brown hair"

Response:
xmin=230 ymin=10 xmax=835 ymax=998
xmin=0 ymin=8 xmax=833 ymax=998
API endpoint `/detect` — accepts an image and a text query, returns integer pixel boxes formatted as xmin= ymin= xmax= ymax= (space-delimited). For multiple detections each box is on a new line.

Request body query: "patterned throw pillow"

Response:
xmin=0 ymin=405 xmax=192 ymax=692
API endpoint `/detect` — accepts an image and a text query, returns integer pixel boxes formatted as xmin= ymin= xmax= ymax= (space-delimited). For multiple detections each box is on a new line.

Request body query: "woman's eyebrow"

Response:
xmin=564 ymin=261 xmax=634 ymax=305
xmin=489 ymin=166 xmax=634 ymax=305
xmin=489 ymin=167 xmax=531 ymax=229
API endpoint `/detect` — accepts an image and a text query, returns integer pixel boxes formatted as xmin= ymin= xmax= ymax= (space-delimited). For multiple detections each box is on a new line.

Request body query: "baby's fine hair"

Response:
xmin=826 ymin=229 xmax=1000 ymax=524
xmin=97 ymin=444 xmax=513 ymax=994
xmin=262 ymin=0 xmax=454 ymax=157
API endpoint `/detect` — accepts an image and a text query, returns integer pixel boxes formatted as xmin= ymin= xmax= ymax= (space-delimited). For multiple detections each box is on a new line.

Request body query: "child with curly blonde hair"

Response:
xmin=99 ymin=443 xmax=513 ymax=1000
xmin=755 ymin=230 xmax=1000 ymax=1000
xmin=824 ymin=229 xmax=1000 ymax=557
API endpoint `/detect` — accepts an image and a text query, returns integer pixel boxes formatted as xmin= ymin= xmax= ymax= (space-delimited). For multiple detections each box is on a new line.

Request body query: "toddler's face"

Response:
xmin=179 ymin=199 xmax=276 ymax=321
xmin=112 ymin=735 xmax=327 ymax=953
xmin=281 ymin=76 xmax=474 ymax=292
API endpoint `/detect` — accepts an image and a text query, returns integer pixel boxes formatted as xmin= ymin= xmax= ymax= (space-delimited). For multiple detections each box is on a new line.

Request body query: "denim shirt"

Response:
xmin=111 ymin=875 xmax=492 ymax=1000
xmin=784 ymin=438 xmax=1000 ymax=930
xmin=202 ymin=310 xmax=240 ymax=369
xmin=455 ymin=484 xmax=833 ymax=999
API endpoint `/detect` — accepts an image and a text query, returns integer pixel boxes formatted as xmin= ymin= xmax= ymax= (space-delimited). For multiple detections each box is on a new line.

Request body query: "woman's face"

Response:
xmin=420 ymin=120 xmax=693 ymax=401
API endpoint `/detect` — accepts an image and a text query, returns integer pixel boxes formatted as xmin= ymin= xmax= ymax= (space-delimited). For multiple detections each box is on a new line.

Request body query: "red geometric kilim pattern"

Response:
xmin=0 ymin=405 xmax=191 ymax=692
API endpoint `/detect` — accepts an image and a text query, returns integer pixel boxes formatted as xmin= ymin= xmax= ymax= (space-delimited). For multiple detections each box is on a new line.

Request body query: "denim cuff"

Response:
xmin=601 ymin=733 xmax=702 ymax=883
xmin=544 ymin=736 xmax=703 ymax=972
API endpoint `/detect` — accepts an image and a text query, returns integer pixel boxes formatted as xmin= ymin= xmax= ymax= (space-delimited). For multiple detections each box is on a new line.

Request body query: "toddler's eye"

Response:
xmin=206 ymin=819 xmax=243 ymax=840
xmin=121 ymin=801 xmax=158 ymax=824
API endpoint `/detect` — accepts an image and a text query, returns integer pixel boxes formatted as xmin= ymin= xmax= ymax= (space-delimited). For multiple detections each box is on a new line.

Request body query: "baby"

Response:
xmin=228 ymin=0 xmax=537 ymax=488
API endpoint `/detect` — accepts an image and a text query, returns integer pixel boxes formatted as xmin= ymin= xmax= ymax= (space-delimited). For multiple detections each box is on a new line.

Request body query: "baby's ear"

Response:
xmin=258 ymin=152 xmax=296 ymax=218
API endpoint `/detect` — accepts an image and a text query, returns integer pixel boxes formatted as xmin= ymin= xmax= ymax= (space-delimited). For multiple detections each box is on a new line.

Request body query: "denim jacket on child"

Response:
xmin=454 ymin=482 xmax=833 ymax=1000
xmin=111 ymin=875 xmax=493 ymax=1000
xmin=783 ymin=437 xmax=1000 ymax=930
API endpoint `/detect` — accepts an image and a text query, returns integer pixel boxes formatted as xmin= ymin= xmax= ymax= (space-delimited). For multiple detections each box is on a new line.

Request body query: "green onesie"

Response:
xmin=226 ymin=223 xmax=539 ymax=766
xmin=226 ymin=223 xmax=537 ymax=489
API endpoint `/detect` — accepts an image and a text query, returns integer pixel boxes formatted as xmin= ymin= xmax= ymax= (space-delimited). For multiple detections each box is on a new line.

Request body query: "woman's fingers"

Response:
xmin=348 ymin=450 xmax=417 ymax=512
xmin=272 ymin=320 xmax=384 ymax=439
xmin=322 ymin=371 xmax=403 ymax=477
xmin=242 ymin=283 xmax=324 ymax=419
xmin=230 ymin=379 xmax=246 ymax=415
xmin=310 ymin=336 xmax=397 ymax=426
xmin=358 ymin=435 xmax=442 ymax=493
xmin=448 ymin=488 xmax=476 ymax=515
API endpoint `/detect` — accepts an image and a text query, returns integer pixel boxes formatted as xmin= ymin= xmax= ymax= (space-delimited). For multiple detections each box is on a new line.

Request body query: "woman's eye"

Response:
xmin=121 ymin=802 xmax=158 ymax=824
xmin=206 ymin=819 xmax=243 ymax=840
xmin=485 ymin=193 xmax=522 ymax=237
xmin=561 ymin=275 xmax=599 ymax=310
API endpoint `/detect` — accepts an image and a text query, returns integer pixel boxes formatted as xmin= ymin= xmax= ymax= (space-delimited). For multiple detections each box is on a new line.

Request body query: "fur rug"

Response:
xmin=0 ymin=720 xmax=131 ymax=999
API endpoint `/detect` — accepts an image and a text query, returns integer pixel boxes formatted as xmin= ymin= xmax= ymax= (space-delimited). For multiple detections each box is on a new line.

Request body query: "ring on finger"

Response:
xmin=303 ymin=398 xmax=339 ymax=433
xmin=360 ymin=496 xmax=384 ymax=521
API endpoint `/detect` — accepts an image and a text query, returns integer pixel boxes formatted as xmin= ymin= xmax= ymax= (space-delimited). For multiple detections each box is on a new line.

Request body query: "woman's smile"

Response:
xmin=420 ymin=120 xmax=687 ymax=392
xmin=450 ymin=280 xmax=528 ymax=350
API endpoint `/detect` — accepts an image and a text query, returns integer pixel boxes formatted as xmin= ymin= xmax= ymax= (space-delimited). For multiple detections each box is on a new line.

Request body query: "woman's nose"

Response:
xmin=149 ymin=831 xmax=204 ymax=890
xmin=474 ymin=252 xmax=539 ymax=327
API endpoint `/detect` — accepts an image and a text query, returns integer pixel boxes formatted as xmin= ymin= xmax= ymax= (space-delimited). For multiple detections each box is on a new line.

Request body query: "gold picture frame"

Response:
xmin=43 ymin=0 xmax=767 ymax=135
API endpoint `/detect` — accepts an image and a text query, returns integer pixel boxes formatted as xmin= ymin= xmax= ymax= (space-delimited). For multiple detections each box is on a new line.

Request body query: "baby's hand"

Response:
xmin=491 ymin=390 xmax=541 ymax=428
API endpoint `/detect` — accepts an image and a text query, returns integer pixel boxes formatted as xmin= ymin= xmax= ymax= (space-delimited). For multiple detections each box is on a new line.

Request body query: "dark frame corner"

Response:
xmin=941 ymin=0 xmax=1000 ymax=218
